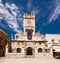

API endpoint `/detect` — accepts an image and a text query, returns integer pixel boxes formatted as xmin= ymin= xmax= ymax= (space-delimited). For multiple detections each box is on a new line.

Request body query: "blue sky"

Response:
xmin=0 ymin=0 xmax=60 ymax=39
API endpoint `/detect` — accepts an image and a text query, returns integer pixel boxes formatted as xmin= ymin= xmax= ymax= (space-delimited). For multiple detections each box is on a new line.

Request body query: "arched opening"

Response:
xmin=17 ymin=48 xmax=21 ymax=53
xmin=26 ymin=47 xmax=33 ymax=55
xmin=53 ymin=49 xmax=60 ymax=59
xmin=38 ymin=48 xmax=42 ymax=53
xmin=45 ymin=49 xmax=50 ymax=53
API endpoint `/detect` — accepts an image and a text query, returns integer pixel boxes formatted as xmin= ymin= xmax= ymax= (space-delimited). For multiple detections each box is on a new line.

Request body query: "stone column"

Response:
xmin=5 ymin=44 xmax=8 ymax=54
xmin=34 ymin=47 xmax=38 ymax=57
xmin=50 ymin=47 xmax=53 ymax=53
xmin=22 ymin=48 xmax=24 ymax=53
xmin=20 ymin=47 xmax=24 ymax=57
xmin=35 ymin=48 xmax=38 ymax=53
xmin=42 ymin=48 xmax=45 ymax=53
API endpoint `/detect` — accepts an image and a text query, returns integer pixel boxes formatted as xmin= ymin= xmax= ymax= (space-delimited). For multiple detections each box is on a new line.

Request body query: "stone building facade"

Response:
xmin=5 ymin=12 xmax=60 ymax=58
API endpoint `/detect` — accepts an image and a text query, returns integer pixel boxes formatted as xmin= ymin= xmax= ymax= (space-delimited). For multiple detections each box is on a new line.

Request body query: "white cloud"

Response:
xmin=49 ymin=0 xmax=60 ymax=22
xmin=31 ymin=7 xmax=40 ymax=15
xmin=27 ymin=0 xmax=33 ymax=10
xmin=0 ymin=16 xmax=2 ymax=19
xmin=5 ymin=3 xmax=18 ymax=17
xmin=0 ymin=2 xmax=23 ymax=32
xmin=26 ymin=0 xmax=40 ymax=18
xmin=0 ymin=0 xmax=2 ymax=3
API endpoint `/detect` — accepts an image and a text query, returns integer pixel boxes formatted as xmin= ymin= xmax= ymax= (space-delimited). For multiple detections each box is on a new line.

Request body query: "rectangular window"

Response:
xmin=27 ymin=29 xmax=32 ymax=40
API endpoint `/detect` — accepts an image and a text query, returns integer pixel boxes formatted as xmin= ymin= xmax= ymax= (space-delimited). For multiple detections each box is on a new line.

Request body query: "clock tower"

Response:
xmin=23 ymin=12 xmax=35 ymax=39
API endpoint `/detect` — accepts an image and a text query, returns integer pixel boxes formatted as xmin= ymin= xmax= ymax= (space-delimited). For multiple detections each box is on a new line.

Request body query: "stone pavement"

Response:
xmin=0 ymin=57 xmax=60 ymax=63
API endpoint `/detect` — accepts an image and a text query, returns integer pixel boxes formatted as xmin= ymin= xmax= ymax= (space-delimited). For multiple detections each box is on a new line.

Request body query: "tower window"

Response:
xmin=27 ymin=29 xmax=33 ymax=40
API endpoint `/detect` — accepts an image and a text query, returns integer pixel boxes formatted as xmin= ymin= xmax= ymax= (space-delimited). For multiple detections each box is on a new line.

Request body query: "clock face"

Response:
xmin=27 ymin=21 xmax=31 ymax=25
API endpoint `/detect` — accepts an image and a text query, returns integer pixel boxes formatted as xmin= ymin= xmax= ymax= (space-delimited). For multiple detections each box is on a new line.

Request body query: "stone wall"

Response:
xmin=5 ymin=53 xmax=53 ymax=58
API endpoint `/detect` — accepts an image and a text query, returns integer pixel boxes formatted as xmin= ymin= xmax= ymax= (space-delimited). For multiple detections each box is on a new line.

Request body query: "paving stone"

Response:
xmin=0 ymin=57 xmax=60 ymax=63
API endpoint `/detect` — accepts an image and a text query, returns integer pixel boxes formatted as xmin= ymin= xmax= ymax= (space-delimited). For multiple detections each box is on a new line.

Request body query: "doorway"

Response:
xmin=26 ymin=47 xmax=33 ymax=55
